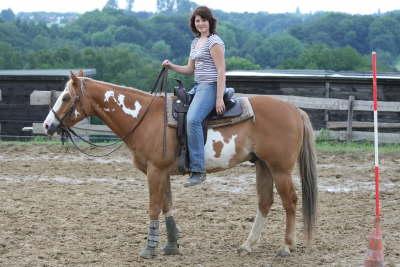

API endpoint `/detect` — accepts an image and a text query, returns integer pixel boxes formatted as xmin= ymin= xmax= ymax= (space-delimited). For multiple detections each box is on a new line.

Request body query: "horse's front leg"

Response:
xmin=162 ymin=175 xmax=180 ymax=255
xmin=139 ymin=164 xmax=169 ymax=259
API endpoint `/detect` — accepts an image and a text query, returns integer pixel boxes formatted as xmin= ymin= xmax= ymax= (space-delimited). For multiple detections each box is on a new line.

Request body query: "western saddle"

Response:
xmin=172 ymin=79 xmax=243 ymax=173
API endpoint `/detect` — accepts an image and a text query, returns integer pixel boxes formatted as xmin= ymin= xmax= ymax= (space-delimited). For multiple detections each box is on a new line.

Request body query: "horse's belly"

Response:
xmin=204 ymin=128 xmax=245 ymax=170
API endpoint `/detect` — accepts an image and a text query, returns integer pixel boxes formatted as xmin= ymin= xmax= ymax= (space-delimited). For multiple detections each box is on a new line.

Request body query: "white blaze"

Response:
xmin=43 ymin=82 xmax=70 ymax=129
xmin=204 ymin=129 xmax=237 ymax=169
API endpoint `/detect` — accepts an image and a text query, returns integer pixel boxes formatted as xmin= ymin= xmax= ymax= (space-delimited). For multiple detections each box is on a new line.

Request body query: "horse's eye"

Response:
xmin=62 ymin=94 xmax=71 ymax=102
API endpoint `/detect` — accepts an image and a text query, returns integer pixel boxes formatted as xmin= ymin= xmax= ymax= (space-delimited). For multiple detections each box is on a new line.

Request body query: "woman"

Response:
xmin=162 ymin=6 xmax=226 ymax=187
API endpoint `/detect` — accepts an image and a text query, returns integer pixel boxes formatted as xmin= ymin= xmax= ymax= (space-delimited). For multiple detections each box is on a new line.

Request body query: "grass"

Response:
xmin=316 ymin=140 xmax=400 ymax=153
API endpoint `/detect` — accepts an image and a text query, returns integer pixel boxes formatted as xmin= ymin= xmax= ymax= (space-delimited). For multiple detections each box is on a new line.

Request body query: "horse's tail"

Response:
xmin=298 ymin=109 xmax=318 ymax=245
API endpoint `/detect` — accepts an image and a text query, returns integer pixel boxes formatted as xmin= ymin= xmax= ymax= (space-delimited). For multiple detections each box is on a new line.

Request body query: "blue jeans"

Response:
xmin=187 ymin=82 xmax=217 ymax=173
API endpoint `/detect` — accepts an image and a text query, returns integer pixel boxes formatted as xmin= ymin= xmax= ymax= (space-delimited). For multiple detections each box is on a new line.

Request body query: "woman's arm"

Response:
xmin=162 ymin=58 xmax=195 ymax=75
xmin=210 ymin=44 xmax=226 ymax=115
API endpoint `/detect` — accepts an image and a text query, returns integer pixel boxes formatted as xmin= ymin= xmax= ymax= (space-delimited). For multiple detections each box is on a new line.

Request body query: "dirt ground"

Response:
xmin=0 ymin=143 xmax=399 ymax=266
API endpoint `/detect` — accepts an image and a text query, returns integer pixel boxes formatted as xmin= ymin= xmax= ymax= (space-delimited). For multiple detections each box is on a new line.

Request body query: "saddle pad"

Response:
xmin=167 ymin=96 xmax=254 ymax=128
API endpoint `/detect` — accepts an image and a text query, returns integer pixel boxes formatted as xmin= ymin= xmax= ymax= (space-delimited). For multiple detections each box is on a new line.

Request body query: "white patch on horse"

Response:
xmin=43 ymin=89 xmax=68 ymax=128
xmin=104 ymin=90 xmax=116 ymax=103
xmin=240 ymin=208 xmax=266 ymax=252
xmin=117 ymin=94 xmax=142 ymax=119
xmin=204 ymin=129 xmax=237 ymax=169
xmin=74 ymin=109 xmax=80 ymax=118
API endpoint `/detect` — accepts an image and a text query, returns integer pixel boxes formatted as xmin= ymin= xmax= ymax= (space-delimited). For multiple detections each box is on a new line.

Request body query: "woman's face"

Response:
xmin=194 ymin=15 xmax=210 ymax=35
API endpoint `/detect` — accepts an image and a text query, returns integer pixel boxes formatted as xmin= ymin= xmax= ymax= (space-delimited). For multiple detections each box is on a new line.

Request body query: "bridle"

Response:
xmin=50 ymin=77 xmax=88 ymax=129
xmin=50 ymin=69 xmax=168 ymax=157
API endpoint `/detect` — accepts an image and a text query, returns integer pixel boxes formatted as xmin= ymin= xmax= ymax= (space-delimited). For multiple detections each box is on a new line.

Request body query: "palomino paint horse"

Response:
xmin=43 ymin=72 xmax=317 ymax=258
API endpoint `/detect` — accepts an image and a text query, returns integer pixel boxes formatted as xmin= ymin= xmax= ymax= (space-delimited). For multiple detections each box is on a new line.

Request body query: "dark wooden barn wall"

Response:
xmin=0 ymin=77 xmax=68 ymax=136
xmin=227 ymin=76 xmax=400 ymax=130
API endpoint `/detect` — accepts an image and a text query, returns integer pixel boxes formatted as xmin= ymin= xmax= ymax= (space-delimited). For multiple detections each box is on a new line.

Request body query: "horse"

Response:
xmin=43 ymin=71 xmax=318 ymax=259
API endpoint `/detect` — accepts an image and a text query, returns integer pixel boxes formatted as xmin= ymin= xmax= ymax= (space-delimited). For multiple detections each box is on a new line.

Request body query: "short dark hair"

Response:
xmin=190 ymin=6 xmax=217 ymax=37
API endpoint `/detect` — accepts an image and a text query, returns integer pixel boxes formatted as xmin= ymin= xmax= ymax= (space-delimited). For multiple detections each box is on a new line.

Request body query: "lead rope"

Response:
xmin=162 ymin=68 xmax=168 ymax=156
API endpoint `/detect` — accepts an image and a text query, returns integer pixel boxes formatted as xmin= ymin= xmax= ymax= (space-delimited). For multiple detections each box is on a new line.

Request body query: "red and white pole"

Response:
xmin=364 ymin=51 xmax=384 ymax=267
xmin=372 ymin=52 xmax=380 ymax=221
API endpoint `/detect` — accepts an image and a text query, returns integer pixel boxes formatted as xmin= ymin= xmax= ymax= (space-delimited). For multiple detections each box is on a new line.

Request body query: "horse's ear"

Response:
xmin=70 ymin=71 xmax=79 ymax=85
xmin=78 ymin=69 xmax=84 ymax=77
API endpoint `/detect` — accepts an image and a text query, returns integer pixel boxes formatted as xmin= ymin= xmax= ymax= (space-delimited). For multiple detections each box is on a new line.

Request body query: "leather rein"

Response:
xmin=52 ymin=68 xmax=169 ymax=157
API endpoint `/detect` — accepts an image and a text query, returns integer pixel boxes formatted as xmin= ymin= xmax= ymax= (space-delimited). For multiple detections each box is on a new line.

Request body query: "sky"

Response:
xmin=0 ymin=0 xmax=399 ymax=15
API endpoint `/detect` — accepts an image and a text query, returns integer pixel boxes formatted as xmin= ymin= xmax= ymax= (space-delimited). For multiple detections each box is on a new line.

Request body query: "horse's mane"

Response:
xmin=84 ymin=77 xmax=152 ymax=97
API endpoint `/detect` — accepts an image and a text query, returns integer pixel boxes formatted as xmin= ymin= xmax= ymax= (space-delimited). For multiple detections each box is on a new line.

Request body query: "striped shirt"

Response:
xmin=189 ymin=34 xmax=225 ymax=83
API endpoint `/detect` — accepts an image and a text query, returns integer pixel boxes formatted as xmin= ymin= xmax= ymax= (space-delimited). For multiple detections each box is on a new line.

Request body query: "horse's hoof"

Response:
xmin=162 ymin=242 xmax=180 ymax=255
xmin=276 ymin=247 xmax=290 ymax=257
xmin=237 ymin=245 xmax=252 ymax=256
xmin=139 ymin=246 xmax=157 ymax=259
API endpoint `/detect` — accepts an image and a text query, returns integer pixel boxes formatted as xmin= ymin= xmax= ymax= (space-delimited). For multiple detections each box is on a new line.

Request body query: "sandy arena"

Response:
xmin=0 ymin=143 xmax=399 ymax=266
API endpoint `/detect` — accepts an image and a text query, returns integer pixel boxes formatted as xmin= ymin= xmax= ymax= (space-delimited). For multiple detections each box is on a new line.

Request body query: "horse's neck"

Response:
xmin=86 ymin=79 xmax=152 ymax=138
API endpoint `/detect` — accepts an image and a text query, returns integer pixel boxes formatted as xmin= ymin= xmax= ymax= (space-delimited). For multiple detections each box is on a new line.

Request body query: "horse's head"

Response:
xmin=43 ymin=71 xmax=90 ymax=136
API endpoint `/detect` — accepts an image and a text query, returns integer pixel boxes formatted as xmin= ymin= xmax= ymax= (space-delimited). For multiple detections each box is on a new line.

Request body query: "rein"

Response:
xmin=54 ymin=68 xmax=169 ymax=157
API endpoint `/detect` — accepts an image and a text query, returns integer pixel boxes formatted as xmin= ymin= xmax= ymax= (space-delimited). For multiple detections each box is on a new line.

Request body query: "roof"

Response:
xmin=226 ymin=69 xmax=400 ymax=81
xmin=0 ymin=69 xmax=96 ymax=78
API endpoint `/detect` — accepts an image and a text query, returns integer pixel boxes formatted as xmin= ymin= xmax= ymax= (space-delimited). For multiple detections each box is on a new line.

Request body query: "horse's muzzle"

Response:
xmin=43 ymin=122 xmax=59 ymax=136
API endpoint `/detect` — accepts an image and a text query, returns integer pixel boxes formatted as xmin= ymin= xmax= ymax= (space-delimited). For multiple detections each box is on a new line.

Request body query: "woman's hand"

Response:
xmin=162 ymin=59 xmax=172 ymax=69
xmin=216 ymin=97 xmax=225 ymax=115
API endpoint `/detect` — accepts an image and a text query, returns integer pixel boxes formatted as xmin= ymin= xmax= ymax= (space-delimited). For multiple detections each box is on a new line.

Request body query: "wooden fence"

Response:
xmin=26 ymin=90 xmax=400 ymax=143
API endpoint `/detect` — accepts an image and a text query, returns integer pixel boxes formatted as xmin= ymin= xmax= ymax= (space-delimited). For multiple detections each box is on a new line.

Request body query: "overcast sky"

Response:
xmin=0 ymin=0 xmax=399 ymax=14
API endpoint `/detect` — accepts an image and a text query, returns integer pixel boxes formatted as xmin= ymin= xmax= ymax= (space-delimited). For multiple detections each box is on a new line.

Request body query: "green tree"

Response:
xmin=104 ymin=0 xmax=119 ymax=10
xmin=281 ymin=44 xmax=369 ymax=71
xmin=176 ymin=0 xmax=197 ymax=13
xmin=157 ymin=0 xmax=176 ymax=12
xmin=226 ymin=56 xmax=261 ymax=71
xmin=254 ymin=33 xmax=304 ymax=68
xmin=0 ymin=42 xmax=22 ymax=68
xmin=151 ymin=40 xmax=172 ymax=61
xmin=126 ymin=0 xmax=135 ymax=12
xmin=369 ymin=16 xmax=400 ymax=55
xmin=0 ymin=9 xmax=15 ymax=21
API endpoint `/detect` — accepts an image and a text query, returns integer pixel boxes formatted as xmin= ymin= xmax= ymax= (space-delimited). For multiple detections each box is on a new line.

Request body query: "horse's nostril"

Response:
xmin=44 ymin=123 xmax=49 ymax=130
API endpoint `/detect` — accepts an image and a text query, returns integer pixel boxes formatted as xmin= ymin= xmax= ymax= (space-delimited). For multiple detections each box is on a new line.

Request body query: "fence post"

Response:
xmin=346 ymin=95 xmax=355 ymax=142
xmin=324 ymin=81 xmax=330 ymax=128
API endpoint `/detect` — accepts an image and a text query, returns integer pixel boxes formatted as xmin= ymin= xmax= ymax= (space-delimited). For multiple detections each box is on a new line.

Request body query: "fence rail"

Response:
xmin=25 ymin=91 xmax=400 ymax=143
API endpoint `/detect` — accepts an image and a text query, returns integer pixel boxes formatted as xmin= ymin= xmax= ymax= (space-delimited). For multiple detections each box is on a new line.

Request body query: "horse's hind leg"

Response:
xmin=162 ymin=175 xmax=180 ymax=255
xmin=238 ymin=160 xmax=273 ymax=254
xmin=273 ymin=170 xmax=298 ymax=256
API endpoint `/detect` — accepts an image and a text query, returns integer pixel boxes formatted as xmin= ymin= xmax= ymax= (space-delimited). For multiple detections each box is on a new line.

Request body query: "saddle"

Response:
xmin=171 ymin=80 xmax=243 ymax=173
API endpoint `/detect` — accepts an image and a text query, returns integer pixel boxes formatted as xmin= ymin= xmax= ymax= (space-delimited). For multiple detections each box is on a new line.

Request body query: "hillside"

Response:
xmin=1 ymin=3 xmax=400 ymax=88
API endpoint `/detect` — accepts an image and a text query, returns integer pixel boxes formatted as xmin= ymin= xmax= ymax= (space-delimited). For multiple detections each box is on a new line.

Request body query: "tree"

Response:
xmin=157 ymin=0 xmax=176 ymax=12
xmin=0 ymin=41 xmax=22 ymax=68
xmin=226 ymin=56 xmax=261 ymax=71
xmin=104 ymin=0 xmax=119 ymax=10
xmin=151 ymin=40 xmax=172 ymax=61
xmin=253 ymin=33 xmax=304 ymax=68
xmin=126 ymin=0 xmax=135 ymax=12
xmin=176 ymin=0 xmax=196 ymax=13
xmin=0 ymin=9 xmax=15 ymax=22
